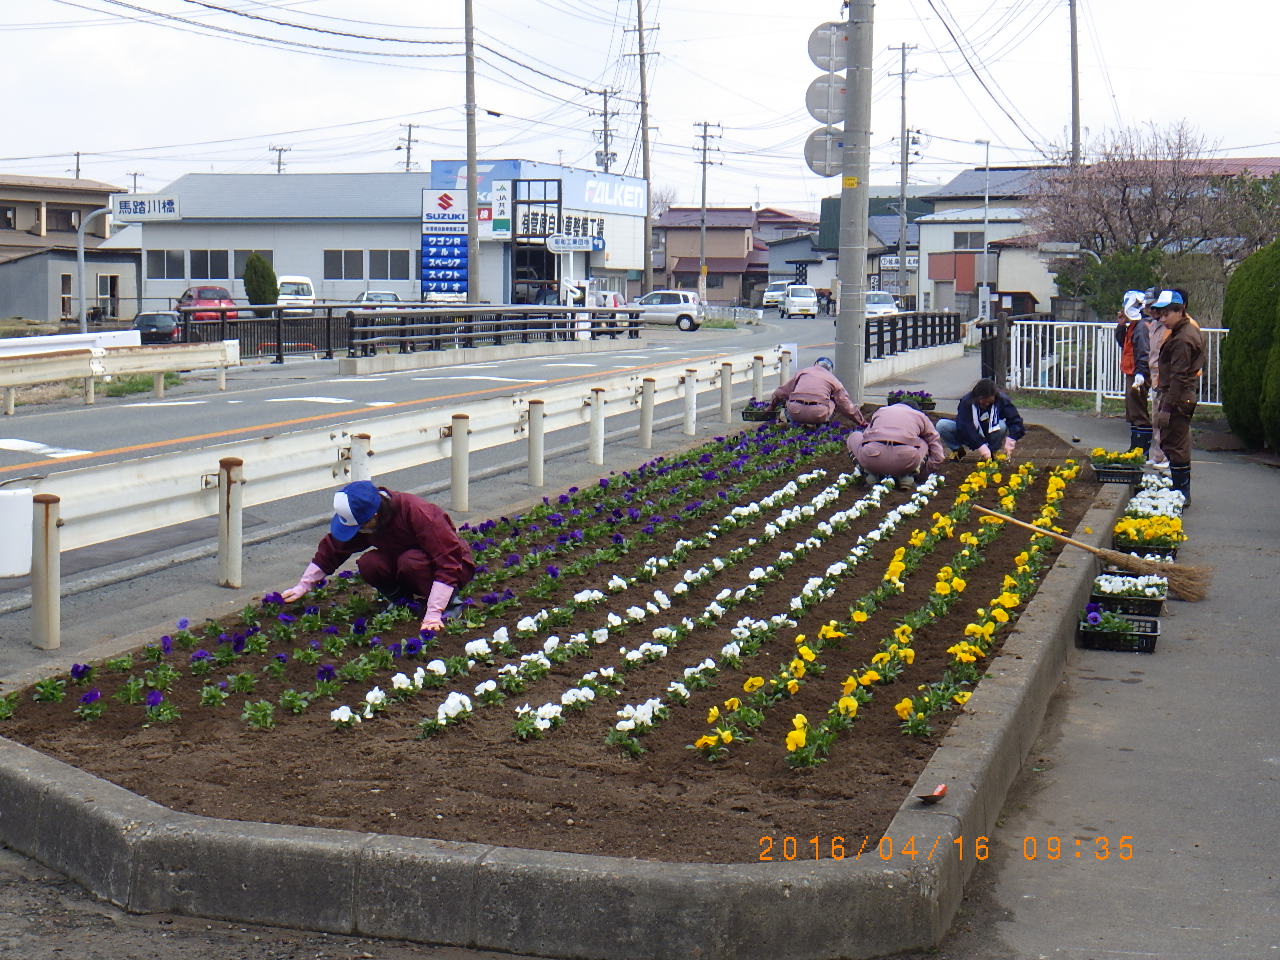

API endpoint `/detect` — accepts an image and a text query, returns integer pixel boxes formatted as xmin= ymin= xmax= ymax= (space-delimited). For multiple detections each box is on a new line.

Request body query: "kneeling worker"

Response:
xmin=846 ymin=398 xmax=945 ymax=488
xmin=281 ymin=480 xmax=475 ymax=633
xmin=770 ymin=356 xmax=867 ymax=427
xmin=936 ymin=377 xmax=1025 ymax=460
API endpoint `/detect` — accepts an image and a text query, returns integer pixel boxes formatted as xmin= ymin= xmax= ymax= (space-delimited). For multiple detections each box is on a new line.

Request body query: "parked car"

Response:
xmin=353 ymin=290 xmax=402 ymax=308
xmin=865 ymin=291 xmax=902 ymax=317
xmin=630 ymin=289 xmax=704 ymax=331
xmin=276 ymin=275 xmax=316 ymax=317
xmin=132 ymin=310 xmax=183 ymax=344
xmin=176 ymin=285 xmax=237 ymax=321
xmin=761 ymin=280 xmax=790 ymax=309
xmin=781 ymin=284 xmax=818 ymax=319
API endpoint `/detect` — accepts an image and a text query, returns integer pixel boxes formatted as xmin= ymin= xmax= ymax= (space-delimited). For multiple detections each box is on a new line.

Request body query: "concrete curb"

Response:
xmin=0 ymin=465 xmax=1129 ymax=960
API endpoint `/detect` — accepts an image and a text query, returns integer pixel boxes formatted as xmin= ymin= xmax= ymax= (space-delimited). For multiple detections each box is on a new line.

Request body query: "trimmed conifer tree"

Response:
xmin=1220 ymin=239 xmax=1280 ymax=447
xmin=242 ymin=252 xmax=278 ymax=319
xmin=1259 ymin=304 xmax=1280 ymax=452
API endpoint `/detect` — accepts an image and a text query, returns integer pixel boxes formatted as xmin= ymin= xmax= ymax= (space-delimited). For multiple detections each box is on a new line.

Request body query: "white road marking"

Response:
xmin=263 ymin=396 xmax=356 ymax=404
xmin=541 ymin=362 xmax=598 ymax=368
xmin=0 ymin=438 xmax=92 ymax=458
xmin=327 ymin=377 xmax=388 ymax=383
xmin=119 ymin=401 xmax=208 ymax=407
xmin=410 ymin=375 xmax=541 ymax=383
xmin=367 ymin=401 xmax=397 ymax=406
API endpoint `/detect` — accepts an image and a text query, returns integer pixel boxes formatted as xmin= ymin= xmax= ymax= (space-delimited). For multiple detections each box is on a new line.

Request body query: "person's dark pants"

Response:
xmin=357 ymin=548 xmax=440 ymax=600
xmin=1162 ymin=406 xmax=1195 ymax=502
xmin=1125 ymin=374 xmax=1152 ymax=455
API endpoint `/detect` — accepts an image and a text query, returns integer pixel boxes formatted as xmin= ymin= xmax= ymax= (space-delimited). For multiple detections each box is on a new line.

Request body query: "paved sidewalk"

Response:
xmin=1 ymin=347 xmax=1276 ymax=959
xmin=889 ymin=352 xmax=1280 ymax=959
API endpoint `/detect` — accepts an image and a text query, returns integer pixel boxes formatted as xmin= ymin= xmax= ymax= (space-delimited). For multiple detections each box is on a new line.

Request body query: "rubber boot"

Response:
xmin=1170 ymin=464 xmax=1191 ymax=507
xmin=1131 ymin=427 xmax=1153 ymax=459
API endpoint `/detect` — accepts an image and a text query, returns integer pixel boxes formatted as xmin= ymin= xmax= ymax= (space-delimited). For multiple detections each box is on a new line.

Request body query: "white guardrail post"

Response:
xmin=720 ymin=362 xmax=734 ymax=424
xmin=780 ymin=350 xmax=792 ymax=383
xmin=31 ymin=494 xmax=61 ymax=650
xmin=753 ymin=355 xmax=764 ymax=399
xmin=3 ymin=387 xmax=13 ymax=416
xmin=528 ymin=399 xmax=545 ymax=486
xmin=640 ymin=378 xmax=655 ymax=449
xmin=450 ymin=414 xmax=470 ymax=513
xmin=682 ymin=368 xmax=697 ymax=436
xmin=216 ymin=457 xmax=244 ymax=588
xmin=349 ymin=433 xmax=373 ymax=483
xmin=1093 ymin=326 xmax=1104 ymax=414
xmin=588 ymin=387 xmax=606 ymax=465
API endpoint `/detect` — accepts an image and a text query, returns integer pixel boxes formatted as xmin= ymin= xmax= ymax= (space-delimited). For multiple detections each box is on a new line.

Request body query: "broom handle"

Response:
xmin=971 ymin=504 xmax=1106 ymax=558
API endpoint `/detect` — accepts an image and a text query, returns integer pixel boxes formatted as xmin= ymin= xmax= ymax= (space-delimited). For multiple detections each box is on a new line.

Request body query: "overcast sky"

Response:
xmin=4 ymin=0 xmax=1276 ymax=211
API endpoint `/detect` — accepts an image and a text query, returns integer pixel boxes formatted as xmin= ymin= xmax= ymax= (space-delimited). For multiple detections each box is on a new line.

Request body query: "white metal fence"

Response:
xmin=1008 ymin=320 xmax=1224 ymax=410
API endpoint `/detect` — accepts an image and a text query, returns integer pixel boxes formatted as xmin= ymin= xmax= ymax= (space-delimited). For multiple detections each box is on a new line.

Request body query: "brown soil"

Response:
xmin=3 ymin=425 xmax=1093 ymax=864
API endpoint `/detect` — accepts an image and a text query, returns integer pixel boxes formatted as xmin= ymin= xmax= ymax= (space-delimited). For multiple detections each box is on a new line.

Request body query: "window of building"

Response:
xmin=233 ymin=249 xmax=274 ymax=278
xmin=190 ymin=249 xmax=229 ymax=279
xmin=46 ymin=208 xmax=81 ymax=232
xmin=705 ymin=274 xmax=724 ymax=288
xmin=953 ymin=231 xmax=985 ymax=250
xmin=0 ymin=206 xmax=15 ymax=230
xmin=323 ymin=249 xmax=363 ymax=280
xmin=60 ymin=274 xmax=72 ymax=318
xmin=146 ymin=249 xmax=185 ymax=280
xmin=369 ymin=249 xmax=411 ymax=280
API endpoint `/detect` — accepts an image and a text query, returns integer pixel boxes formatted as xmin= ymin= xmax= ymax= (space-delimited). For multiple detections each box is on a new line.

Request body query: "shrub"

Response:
xmin=242 ymin=252 xmax=278 ymax=320
xmin=1220 ymin=239 xmax=1280 ymax=447
xmin=1261 ymin=312 xmax=1280 ymax=452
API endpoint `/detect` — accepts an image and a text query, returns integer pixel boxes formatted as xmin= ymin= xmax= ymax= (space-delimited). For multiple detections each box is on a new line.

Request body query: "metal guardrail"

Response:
xmin=1 ymin=341 xmax=240 ymax=415
xmin=865 ymin=311 xmax=962 ymax=359
xmin=1007 ymin=319 xmax=1224 ymax=410
xmin=177 ymin=304 xmax=644 ymax=363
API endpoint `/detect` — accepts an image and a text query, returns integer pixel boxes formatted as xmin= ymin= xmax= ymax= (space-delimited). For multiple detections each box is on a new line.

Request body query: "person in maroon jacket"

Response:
xmin=769 ymin=357 xmax=867 ymax=427
xmin=845 ymin=398 xmax=945 ymax=488
xmin=281 ymin=480 xmax=475 ymax=633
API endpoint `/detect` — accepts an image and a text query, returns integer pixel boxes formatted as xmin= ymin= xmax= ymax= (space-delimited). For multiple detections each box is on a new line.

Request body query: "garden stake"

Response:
xmin=971 ymin=505 xmax=1210 ymax=602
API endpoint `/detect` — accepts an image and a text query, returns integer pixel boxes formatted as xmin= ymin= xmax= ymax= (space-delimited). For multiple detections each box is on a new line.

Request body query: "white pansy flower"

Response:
xmin=426 ymin=659 xmax=447 ymax=676
xmin=391 ymin=672 xmax=413 ymax=692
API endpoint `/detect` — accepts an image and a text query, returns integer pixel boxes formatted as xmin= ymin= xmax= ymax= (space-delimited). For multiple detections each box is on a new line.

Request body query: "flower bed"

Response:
xmin=0 ymin=422 xmax=1098 ymax=864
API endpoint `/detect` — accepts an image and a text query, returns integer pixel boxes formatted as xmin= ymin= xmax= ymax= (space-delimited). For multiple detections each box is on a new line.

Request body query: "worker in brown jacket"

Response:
xmin=1150 ymin=290 xmax=1205 ymax=503
xmin=770 ymin=356 xmax=867 ymax=427
xmin=281 ymin=480 xmax=475 ymax=633
xmin=845 ymin=398 xmax=945 ymax=489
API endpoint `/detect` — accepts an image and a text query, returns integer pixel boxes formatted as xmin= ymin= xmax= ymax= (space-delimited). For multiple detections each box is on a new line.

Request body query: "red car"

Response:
xmin=176 ymin=286 xmax=238 ymax=321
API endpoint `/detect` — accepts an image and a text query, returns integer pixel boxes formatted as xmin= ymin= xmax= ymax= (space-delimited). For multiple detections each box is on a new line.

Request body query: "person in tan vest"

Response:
xmin=845 ymin=398 xmax=945 ymax=489
xmin=770 ymin=357 xmax=867 ymax=427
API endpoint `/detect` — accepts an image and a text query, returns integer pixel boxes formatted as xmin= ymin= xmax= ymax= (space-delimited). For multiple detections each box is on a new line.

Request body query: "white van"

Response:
xmin=276 ymin=276 xmax=315 ymax=317
xmin=781 ymin=285 xmax=818 ymax=319
xmin=762 ymin=280 xmax=790 ymax=309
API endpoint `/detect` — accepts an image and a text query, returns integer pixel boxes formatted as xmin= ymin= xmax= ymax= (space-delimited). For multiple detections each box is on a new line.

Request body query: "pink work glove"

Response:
xmin=1002 ymin=436 xmax=1017 ymax=456
xmin=421 ymin=581 xmax=455 ymax=633
xmin=282 ymin=562 xmax=325 ymax=602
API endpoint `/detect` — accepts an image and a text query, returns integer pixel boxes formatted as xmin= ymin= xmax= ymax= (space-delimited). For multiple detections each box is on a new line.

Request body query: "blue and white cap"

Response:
xmin=815 ymin=356 xmax=835 ymax=371
xmin=1150 ymin=290 xmax=1185 ymax=309
xmin=330 ymin=481 xmax=381 ymax=541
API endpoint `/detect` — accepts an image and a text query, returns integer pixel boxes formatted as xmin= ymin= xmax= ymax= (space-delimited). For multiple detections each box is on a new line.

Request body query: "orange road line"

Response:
xmin=0 ymin=353 xmax=730 ymax=475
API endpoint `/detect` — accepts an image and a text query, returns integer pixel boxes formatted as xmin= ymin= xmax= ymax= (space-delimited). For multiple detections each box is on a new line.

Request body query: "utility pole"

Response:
xmin=464 ymin=0 xmax=479 ymax=303
xmin=73 ymin=151 xmax=81 ymax=179
xmin=269 ymin=145 xmax=290 ymax=173
xmin=976 ymin=139 xmax=991 ymax=321
xmin=890 ymin=43 xmax=915 ymax=305
xmin=126 ymin=171 xmax=144 ymax=192
xmin=834 ymin=0 xmax=873 ymax=401
xmin=1069 ymin=0 xmax=1080 ymax=165
xmin=633 ymin=0 xmax=654 ymax=293
xmin=398 ymin=123 xmax=417 ymax=172
xmin=694 ymin=121 xmax=720 ymax=305
xmin=589 ymin=88 xmax=618 ymax=172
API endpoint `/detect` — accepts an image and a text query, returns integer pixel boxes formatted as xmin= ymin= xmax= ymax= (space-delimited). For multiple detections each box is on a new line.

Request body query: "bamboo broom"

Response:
xmin=971 ymin=505 xmax=1210 ymax=602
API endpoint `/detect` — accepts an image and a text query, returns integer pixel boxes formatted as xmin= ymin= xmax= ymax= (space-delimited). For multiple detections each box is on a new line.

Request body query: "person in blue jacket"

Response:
xmin=935 ymin=378 xmax=1025 ymax=460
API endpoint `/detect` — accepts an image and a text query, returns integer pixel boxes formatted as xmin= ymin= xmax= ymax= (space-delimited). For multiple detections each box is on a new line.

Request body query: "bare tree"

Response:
xmin=649 ymin=183 xmax=678 ymax=221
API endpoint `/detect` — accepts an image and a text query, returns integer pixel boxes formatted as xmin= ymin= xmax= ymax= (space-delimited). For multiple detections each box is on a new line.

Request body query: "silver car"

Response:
xmin=631 ymin=289 xmax=704 ymax=331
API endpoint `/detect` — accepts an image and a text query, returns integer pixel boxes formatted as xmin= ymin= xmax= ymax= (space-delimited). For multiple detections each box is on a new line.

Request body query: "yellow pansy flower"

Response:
xmin=786 ymin=679 xmax=800 ymax=695
xmin=935 ymin=581 xmax=952 ymax=596
xmin=953 ymin=691 xmax=972 ymax=705
xmin=793 ymin=633 xmax=807 ymax=646
xmin=951 ymin=577 xmax=966 ymax=593
xmin=901 ymin=647 xmax=915 ymax=665
xmin=837 ymin=696 xmax=859 ymax=718
xmin=789 ymin=659 xmax=807 ymax=678
xmin=694 ymin=734 xmax=718 ymax=749
xmin=894 ymin=698 xmax=914 ymax=720
xmin=706 ymin=705 xmax=720 ymax=724
xmin=997 ymin=592 xmax=1020 ymax=608
xmin=797 ymin=645 xmax=816 ymax=662
xmin=743 ymin=676 xmax=765 ymax=693
xmin=723 ymin=697 xmax=741 ymax=712
xmin=717 ymin=727 xmax=734 ymax=744
xmin=852 ymin=610 xmax=869 ymax=623
xmin=792 ymin=713 xmax=808 ymax=730
xmin=841 ymin=675 xmax=858 ymax=696
xmin=785 ymin=728 xmax=807 ymax=751
xmin=991 ymin=607 xmax=1009 ymax=623
xmin=871 ymin=651 xmax=891 ymax=666
xmin=859 ymin=669 xmax=881 ymax=686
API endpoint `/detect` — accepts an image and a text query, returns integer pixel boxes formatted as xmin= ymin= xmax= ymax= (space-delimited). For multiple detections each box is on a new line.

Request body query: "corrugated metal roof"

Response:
xmin=867 ymin=215 xmax=919 ymax=248
xmin=925 ymin=166 xmax=1057 ymax=200
xmin=658 ymin=207 xmax=756 ymax=228
xmin=0 ymin=174 xmax=123 ymax=193
xmin=915 ymin=206 xmax=1027 ymax=223
xmin=159 ymin=172 xmax=430 ymax=219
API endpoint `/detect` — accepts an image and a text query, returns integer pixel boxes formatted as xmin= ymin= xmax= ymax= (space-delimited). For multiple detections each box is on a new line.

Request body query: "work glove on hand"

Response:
xmin=281 ymin=562 xmax=325 ymax=603
xmin=420 ymin=580 xmax=455 ymax=634
xmin=976 ymin=444 xmax=992 ymax=461
xmin=1131 ymin=374 xmax=1145 ymax=390
xmin=1002 ymin=436 xmax=1017 ymax=456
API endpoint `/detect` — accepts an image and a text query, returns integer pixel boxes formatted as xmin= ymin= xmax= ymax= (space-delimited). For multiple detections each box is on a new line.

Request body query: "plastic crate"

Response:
xmin=741 ymin=408 xmax=776 ymax=422
xmin=1111 ymin=539 xmax=1178 ymax=561
xmin=1088 ymin=592 xmax=1165 ymax=617
xmin=1077 ymin=615 xmax=1160 ymax=653
xmin=1091 ymin=463 xmax=1141 ymax=484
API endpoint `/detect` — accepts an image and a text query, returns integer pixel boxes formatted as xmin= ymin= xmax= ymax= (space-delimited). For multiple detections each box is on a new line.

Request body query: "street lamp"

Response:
xmin=975 ymin=139 xmax=991 ymax=321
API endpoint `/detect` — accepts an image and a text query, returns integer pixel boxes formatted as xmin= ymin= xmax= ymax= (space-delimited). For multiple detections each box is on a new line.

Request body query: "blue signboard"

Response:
xmin=431 ymin=160 xmax=646 ymax=216
xmin=421 ymin=233 xmax=469 ymax=297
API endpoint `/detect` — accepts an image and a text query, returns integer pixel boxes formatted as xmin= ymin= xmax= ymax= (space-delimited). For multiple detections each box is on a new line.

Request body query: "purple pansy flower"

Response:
xmin=176 ymin=618 xmax=190 ymax=630
xmin=80 ymin=688 xmax=101 ymax=704
xmin=70 ymin=663 xmax=91 ymax=681
xmin=145 ymin=690 xmax=165 ymax=707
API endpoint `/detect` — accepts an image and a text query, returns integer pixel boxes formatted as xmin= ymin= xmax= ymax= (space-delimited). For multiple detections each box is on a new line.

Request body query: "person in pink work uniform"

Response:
xmin=770 ymin=356 xmax=867 ymax=427
xmin=845 ymin=398 xmax=945 ymax=489
xmin=281 ymin=480 xmax=475 ymax=633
